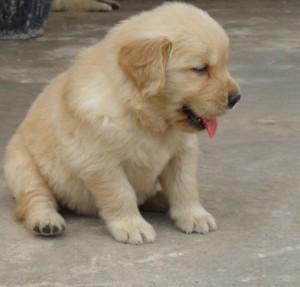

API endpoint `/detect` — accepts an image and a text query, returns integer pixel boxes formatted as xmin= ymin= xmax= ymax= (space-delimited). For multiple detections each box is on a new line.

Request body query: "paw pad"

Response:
xmin=33 ymin=223 xmax=65 ymax=236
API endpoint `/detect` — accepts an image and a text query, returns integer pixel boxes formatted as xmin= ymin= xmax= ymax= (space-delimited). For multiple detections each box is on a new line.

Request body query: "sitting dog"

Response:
xmin=4 ymin=2 xmax=240 ymax=244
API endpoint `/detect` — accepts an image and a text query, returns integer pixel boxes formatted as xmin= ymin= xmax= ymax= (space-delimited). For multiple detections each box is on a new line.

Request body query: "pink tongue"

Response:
xmin=203 ymin=118 xmax=218 ymax=138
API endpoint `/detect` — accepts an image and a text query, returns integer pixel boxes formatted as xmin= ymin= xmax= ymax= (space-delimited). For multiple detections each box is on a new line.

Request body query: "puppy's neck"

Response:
xmin=127 ymin=101 xmax=169 ymax=134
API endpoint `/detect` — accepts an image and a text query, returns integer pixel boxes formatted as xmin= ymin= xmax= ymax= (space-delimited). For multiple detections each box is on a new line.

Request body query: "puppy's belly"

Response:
xmin=55 ymin=184 xmax=98 ymax=216
xmin=51 ymin=168 xmax=157 ymax=215
xmin=48 ymin=167 xmax=98 ymax=216
xmin=124 ymin=164 xmax=161 ymax=205
xmin=52 ymin=170 xmax=157 ymax=216
xmin=48 ymin=152 xmax=169 ymax=214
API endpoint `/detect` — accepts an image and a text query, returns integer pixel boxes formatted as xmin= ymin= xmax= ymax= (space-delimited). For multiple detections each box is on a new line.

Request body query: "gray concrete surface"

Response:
xmin=0 ymin=1 xmax=300 ymax=286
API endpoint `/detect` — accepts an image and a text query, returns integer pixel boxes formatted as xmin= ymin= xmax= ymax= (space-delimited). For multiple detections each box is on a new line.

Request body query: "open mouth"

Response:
xmin=181 ymin=105 xmax=218 ymax=138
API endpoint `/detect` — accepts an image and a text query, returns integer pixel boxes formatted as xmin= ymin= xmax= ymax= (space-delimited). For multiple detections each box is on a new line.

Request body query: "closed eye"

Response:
xmin=192 ymin=65 xmax=208 ymax=74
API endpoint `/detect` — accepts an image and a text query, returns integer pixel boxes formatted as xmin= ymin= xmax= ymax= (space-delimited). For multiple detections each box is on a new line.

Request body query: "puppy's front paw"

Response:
xmin=171 ymin=206 xmax=217 ymax=234
xmin=107 ymin=216 xmax=156 ymax=244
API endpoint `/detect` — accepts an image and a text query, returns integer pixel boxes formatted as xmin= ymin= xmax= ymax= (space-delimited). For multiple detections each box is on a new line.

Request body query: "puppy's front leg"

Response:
xmin=85 ymin=167 xmax=156 ymax=244
xmin=160 ymin=140 xmax=217 ymax=234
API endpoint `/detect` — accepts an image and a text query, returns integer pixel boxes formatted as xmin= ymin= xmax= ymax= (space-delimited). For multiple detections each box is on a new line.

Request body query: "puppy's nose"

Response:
xmin=228 ymin=92 xmax=241 ymax=109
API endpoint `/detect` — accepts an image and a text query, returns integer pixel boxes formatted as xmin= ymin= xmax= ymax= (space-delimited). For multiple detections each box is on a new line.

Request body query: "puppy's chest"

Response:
xmin=123 ymin=133 xmax=177 ymax=196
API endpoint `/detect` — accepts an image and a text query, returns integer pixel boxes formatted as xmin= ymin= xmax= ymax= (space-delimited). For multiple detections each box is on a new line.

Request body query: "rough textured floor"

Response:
xmin=0 ymin=1 xmax=300 ymax=286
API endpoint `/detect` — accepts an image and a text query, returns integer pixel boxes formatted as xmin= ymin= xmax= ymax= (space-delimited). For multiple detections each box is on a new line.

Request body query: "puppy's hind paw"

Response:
xmin=107 ymin=216 xmax=156 ymax=245
xmin=26 ymin=211 xmax=66 ymax=237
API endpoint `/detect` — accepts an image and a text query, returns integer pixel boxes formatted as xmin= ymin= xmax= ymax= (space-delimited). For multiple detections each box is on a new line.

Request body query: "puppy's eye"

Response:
xmin=192 ymin=65 xmax=208 ymax=74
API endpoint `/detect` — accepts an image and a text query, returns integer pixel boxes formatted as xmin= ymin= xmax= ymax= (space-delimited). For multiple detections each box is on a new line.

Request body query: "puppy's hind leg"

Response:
xmin=16 ymin=184 xmax=66 ymax=237
xmin=4 ymin=135 xmax=66 ymax=237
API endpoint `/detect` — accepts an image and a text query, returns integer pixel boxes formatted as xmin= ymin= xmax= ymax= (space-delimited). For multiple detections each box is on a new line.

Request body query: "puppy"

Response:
xmin=4 ymin=2 xmax=240 ymax=244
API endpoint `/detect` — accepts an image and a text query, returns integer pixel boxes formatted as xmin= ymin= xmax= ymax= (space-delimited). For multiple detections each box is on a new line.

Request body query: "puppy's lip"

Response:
xmin=181 ymin=105 xmax=205 ymax=130
xmin=181 ymin=106 xmax=218 ymax=137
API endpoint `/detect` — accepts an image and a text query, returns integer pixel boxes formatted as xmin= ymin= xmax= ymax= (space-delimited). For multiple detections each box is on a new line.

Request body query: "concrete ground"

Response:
xmin=0 ymin=0 xmax=300 ymax=286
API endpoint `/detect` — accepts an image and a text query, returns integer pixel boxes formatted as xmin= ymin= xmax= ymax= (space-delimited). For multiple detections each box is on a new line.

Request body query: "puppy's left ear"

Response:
xmin=118 ymin=37 xmax=172 ymax=97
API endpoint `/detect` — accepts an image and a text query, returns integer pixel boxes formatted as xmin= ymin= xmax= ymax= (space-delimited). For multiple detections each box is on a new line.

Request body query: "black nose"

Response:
xmin=228 ymin=92 xmax=241 ymax=109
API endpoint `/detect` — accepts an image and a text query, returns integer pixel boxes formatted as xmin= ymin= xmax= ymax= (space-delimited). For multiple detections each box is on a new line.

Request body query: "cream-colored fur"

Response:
xmin=4 ymin=2 xmax=239 ymax=244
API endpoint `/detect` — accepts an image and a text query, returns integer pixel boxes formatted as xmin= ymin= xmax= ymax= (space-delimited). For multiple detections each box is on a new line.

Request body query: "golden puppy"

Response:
xmin=4 ymin=2 xmax=240 ymax=244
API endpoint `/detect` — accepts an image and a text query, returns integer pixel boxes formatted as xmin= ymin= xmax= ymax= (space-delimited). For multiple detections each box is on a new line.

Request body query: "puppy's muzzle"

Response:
xmin=228 ymin=92 xmax=241 ymax=109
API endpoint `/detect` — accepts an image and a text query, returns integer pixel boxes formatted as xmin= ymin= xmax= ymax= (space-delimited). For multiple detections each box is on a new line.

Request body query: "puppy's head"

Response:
xmin=117 ymin=3 xmax=240 ymax=135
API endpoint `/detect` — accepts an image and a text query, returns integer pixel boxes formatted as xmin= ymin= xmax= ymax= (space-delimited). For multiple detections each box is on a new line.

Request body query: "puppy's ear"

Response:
xmin=118 ymin=37 xmax=172 ymax=97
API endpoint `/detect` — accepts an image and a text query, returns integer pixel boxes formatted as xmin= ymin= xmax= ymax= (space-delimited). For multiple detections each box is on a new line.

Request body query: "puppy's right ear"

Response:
xmin=118 ymin=37 xmax=172 ymax=97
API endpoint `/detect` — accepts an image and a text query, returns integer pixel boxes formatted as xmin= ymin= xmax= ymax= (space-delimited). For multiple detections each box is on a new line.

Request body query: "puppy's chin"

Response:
xmin=167 ymin=115 xmax=205 ymax=134
xmin=175 ymin=123 xmax=202 ymax=133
